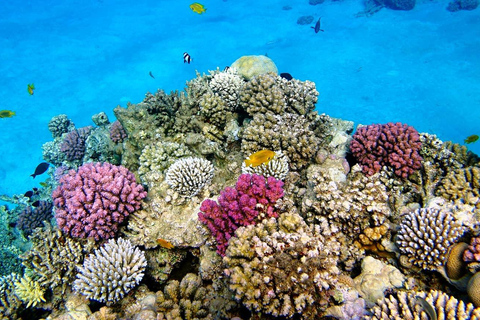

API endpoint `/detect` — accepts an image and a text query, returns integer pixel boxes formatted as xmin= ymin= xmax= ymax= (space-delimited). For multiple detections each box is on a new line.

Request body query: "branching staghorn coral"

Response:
xmin=396 ymin=207 xmax=466 ymax=271
xmin=223 ymin=212 xmax=340 ymax=318
xmin=166 ymin=157 xmax=215 ymax=197
xmin=73 ymin=238 xmax=147 ymax=305
xmin=21 ymin=222 xmax=95 ymax=296
xmin=365 ymin=289 xmax=480 ymax=319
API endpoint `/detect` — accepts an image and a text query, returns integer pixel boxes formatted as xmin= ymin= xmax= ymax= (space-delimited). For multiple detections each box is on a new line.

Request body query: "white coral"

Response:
xmin=73 ymin=238 xmax=146 ymax=305
xmin=166 ymin=157 xmax=214 ymax=197
xmin=242 ymin=150 xmax=289 ymax=180
xmin=209 ymin=68 xmax=244 ymax=109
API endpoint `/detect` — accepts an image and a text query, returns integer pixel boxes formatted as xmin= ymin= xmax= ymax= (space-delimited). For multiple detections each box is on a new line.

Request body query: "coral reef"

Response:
xmin=60 ymin=126 xmax=93 ymax=162
xmin=350 ymin=122 xmax=423 ymax=178
xmin=17 ymin=200 xmax=53 ymax=236
xmin=396 ymin=207 xmax=466 ymax=271
xmin=436 ymin=166 xmax=480 ymax=208
xmin=223 ymin=212 xmax=341 ymax=318
xmin=198 ymin=173 xmax=284 ymax=256
xmin=464 ymin=237 xmax=480 ymax=273
xmin=230 ymin=55 xmax=278 ymax=80
xmin=365 ymin=289 xmax=480 ymax=319
xmin=14 ymin=274 xmax=46 ymax=308
xmin=52 ymin=162 xmax=147 ymax=240
xmin=48 ymin=114 xmax=75 ymax=139
xmin=0 ymin=273 xmax=21 ymax=318
xmin=241 ymin=150 xmax=290 ymax=180
xmin=73 ymin=238 xmax=147 ymax=305
xmin=109 ymin=120 xmax=127 ymax=143
xmin=209 ymin=67 xmax=244 ymax=109
xmin=165 ymin=157 xmax=215 ymax=197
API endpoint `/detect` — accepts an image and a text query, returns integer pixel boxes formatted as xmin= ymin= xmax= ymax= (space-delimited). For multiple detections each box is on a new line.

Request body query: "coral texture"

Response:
xmin=224 ymin=212 xmax=340 ymax=318
xmin=396 ymin=207 xmax=466 ymax=271
xmin=230 ymin=55 xmax=278 ymax=80
xmin=241 ymin=150 xmax=290 ymax=180
xmin=109 ymin=120 xmax=127 ymax=143
xmin=0 ymin=273 xmax=21 ymax=318
xmin=17 ymin=200 xmax=53 ymax=236
xmin=350 ymin=122 xmax=423 ymax=178
xmin=198 ymin=173 xmax=284 ymax=256
xmin=48 ymin=114 xmax=75 ymax=138
xmin=436 ymin=166 xmax=480 ymax=208
xmin=165 ymin=157 xmax=215 ymax=197
xmin=52 ymin=162 xmax=147 ymax=240
xmin=14 ymin=274 xmax=46 ymax=308
xmin=73 ymin=238 xmax=147 ymax=305
xmin=365 ymin=289 xmax=480 ymax=319
xmin=60 ymin=126 xmax=93 ymax=162
xmin=209 ymin=67 xmax=244 ymax=109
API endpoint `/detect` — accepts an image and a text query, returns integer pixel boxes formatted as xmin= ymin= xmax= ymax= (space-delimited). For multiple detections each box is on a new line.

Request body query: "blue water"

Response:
xmin=1 ymin=0 xmax=479 ymax=197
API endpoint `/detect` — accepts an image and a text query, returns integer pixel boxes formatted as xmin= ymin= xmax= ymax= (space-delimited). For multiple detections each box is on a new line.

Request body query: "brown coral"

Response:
xmin=436 ymin=167 xmax=480 ymax=208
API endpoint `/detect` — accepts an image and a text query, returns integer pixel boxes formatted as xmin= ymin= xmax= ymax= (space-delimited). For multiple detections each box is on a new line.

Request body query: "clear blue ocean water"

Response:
xmin=1 ymin=0 xmax=479 ymax=197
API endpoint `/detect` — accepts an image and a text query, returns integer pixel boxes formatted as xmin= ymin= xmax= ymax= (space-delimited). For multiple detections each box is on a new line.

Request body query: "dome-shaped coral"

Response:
xmin=165 ymin=157 xmax=214 ymax=197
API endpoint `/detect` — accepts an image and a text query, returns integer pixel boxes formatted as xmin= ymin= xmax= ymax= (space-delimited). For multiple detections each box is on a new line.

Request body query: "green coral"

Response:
xmin=14 ymin=274 xmax=45 ymax=308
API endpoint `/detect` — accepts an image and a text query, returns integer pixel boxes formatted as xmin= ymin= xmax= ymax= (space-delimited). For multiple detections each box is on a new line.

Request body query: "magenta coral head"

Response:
xmin=350 ymin=122 xmax=422 ymax=178
xmin=52 ymin=162 xmax=147 ymax=241
xmin=198 ymin=174 xmax=284 ymax=256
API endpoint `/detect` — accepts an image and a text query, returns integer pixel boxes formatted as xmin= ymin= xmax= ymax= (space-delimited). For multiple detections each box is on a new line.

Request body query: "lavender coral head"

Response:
xmin=109 ymin=120 xmax=127 ymax=143
xmin=17 ymin=201 xmax=53 ymax=236
xmin=198 ymin=173 xmax=284 ymax=256
xmin=350 ymin=122 xmax=422 ymax=178
xmin=60 ymin=126 xmax=92 ymax=161
xmin=52 ymin=162 xmax=147 ymax=241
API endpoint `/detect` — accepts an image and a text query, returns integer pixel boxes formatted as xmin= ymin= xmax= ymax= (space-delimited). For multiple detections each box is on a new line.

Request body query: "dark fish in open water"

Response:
xmin=31 ymin=162 xmax=49 ymax=178
xmin=465 ymin=134 xmax=479 ymax=144
xmin=183 ymin=52 xmax=192 ymax=64
xmin=280 ymin=73 xmax=293 ymax=80
xmin=24 ymin=190 xmax=34 ymax=198
xmin=415 ymin=296 xmax=437 ymax=320
xmin=312 ymin=17 xmax=324 ymax=33
xmin=149 ymin=71 xmax=155 ymax=79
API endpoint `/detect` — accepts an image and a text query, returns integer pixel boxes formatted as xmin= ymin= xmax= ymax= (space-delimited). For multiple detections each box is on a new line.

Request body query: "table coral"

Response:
xmin=223 ymin=212 xmax=341 ymax=318
xmin=396 ymin=207 xmax=466 ymax=271
xmin=198 ymin=173 xmax=284 ymax=256
xmin=73 ymin=238 xmax=147 ymax=305
xmin=350 ymin=122 xmax=423 ymax=178
xmin=166 ymin=157 xmax=214 ymax=197
xmin=52 ymin=162 xmax=147 ymax=241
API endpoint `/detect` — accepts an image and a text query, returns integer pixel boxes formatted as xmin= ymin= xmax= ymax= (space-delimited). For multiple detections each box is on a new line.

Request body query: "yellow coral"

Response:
xmin=14 ymin=275 xmax=46 ymax=308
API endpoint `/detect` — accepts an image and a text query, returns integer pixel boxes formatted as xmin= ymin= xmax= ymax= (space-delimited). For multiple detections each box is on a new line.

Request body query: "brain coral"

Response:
xmin=396 ymin=207 xmax=466 ymax=271
xmin=365 ymin=289 xmax=480 ymax=320
xmin=223 ymin=212 xmax=340 ymax=318
xmin=73 ymin=238 xmax=147 ymax=305
xmin=165 ymin=157 xmax=214 ymax=197
xmin=350 ymin=122 xmax=423 ymax=178
xmin=230 ymin=55 xmax=278 ymax=80
xmin=52 ymin=162 xmax=147 ymax=241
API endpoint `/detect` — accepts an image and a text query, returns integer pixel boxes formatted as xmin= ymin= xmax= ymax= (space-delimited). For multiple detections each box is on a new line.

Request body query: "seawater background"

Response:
xmin=0 ymin=0 xmax=479 ymax=197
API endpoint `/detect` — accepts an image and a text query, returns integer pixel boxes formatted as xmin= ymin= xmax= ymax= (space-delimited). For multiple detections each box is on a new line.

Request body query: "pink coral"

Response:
xmin=52 ymin=162 xmax=147 ymax=240
xmin=198 ymin=174 xmax=284 ymax=256
xmin=350 ymin=122 xmax=422 ymax=178
xmin=464 ymin=237 xmax=480 ymax=263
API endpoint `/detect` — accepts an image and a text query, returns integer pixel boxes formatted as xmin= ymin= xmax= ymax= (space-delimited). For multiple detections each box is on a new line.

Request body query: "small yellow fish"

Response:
xmin=39 ymin=182 xmax=48 ymax=188
xmin=157 ymin=238 xmax=174 ymax=249
xmin=190 ymin=2 xmax=206 ymax=14
xmin=27 ymin=83 xmax=35 ymax=95
xmin=465 ymin=134 xmax=479 ymax=144
xmin=0 ymin=110 xmax=16 ymax=118
xmin=244 ymin=150 xmax=276 ymax=167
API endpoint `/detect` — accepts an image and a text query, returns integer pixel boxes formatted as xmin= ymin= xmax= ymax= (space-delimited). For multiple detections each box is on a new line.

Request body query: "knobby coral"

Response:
xmin=60 ymin=126 xmax=93 ymax=162
xmin=14 ymin=274 xmax=45 ymax=308
xmin=165 ymin=157 xmax=215 ymax=197
xmin=73 ymin=238 xmax=147 ymax=305
xmin=17 ymin=200 xmax=53 ymax=236
xmin=350 ymin=122 xmax=422 ymax=178
xmin=52 ymin=162 xmax=147 ymax=240
xmin=198 ymin=173 xmax=284 ymax=256
xmin=109 ymin=120 xmax=127 ymax=143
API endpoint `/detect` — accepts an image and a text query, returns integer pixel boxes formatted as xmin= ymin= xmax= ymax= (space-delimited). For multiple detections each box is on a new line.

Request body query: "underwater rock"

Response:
xmin=230 ymin=55 xmax=278 ymax=80
xmin=381 ymin=0 xmax=415 ymax=10
xmin=91 ymin=112 xmax=110 ymax=127
xmin=297 ymin=15 xmax=314 ymax=25
xmin=447 ymin=0 xmax=479 ymax=11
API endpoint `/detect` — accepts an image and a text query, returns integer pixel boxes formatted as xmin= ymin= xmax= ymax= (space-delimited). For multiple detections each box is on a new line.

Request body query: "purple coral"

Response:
xmin=198 ymin=173 xmax=284 ymax=256
xmin=60 ymin=126 xmax=92 ymax=161
xmin=109 ymin=120 xmax=127 ymax=143
xmin=464 ymin=237 xmax=480 ymax=263
xmin=350 ymin=122 xmax=422 ymax=178
xmin=17 ymin=201 xmax=53 ymax=236
xmin=52 ymin=162 xmax=147 ymax=241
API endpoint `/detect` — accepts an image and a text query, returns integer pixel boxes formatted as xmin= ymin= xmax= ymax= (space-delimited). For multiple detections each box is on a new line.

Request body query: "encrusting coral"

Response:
xmin=396 ymin=207 xmax=466 ymax=271
xmin=223 ymin=211 xmax=341 ymax=318
xmin=52 ymin=162 xmax=147 ymax=240
xmin=73 ymin=238 xmax=147 ymax=305
xmin=165 ymin=157 xmax=215 ymax=197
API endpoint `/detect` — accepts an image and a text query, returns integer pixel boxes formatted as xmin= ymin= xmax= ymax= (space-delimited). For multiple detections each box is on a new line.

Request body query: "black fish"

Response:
xmin=31 ymin=162 xmax=49 ymax=178
xmin=312 ymin=17 xmax=324 ymax=33
xmin=31 ymin=200 xmax=40 ymax=207
xmin=280 ymin=73 xmax=293 ymax=80
xmin=183 ymin=52 xmax=192 ymax=64
xmin=149 ymin=71 xmax=155 ymax=79
xmin=24 ymin=190 xmax=34 ymax=198
xmin=224 ymin=66 xmax=230 ymax=71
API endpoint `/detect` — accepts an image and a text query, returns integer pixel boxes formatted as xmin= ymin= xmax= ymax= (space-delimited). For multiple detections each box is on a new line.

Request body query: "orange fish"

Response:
xmin=157 ymin=238 xmax=174 ymax=249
